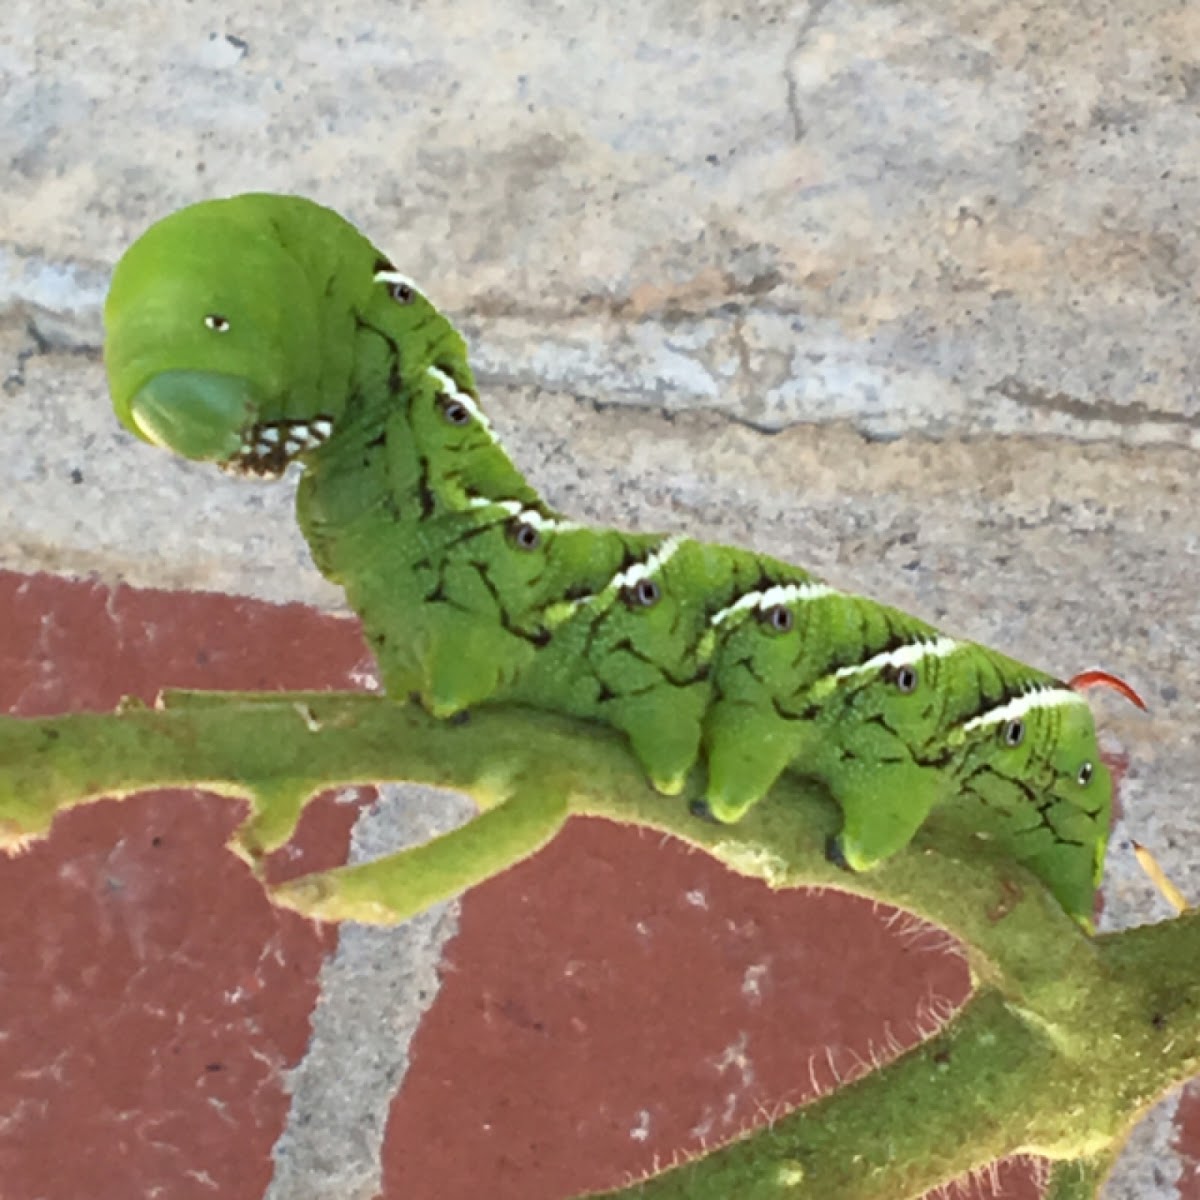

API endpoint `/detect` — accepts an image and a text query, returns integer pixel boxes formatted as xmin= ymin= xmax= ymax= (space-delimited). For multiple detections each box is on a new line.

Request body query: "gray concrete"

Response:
xmin=266 ymin=785 xmax=473 ymax=1200
xmin=1104 ymin=1094 xmax=1184 ymax=1200
xmin=3 ymin=0 xmax=1197 ymax=1195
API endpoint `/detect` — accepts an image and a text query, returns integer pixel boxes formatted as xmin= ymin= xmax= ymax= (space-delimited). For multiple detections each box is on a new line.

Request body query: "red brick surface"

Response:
xmin=385 ymin=820 xmax=1043 ymax=1200
xmin=0 ymin=569 xmax=1153 ymax=1199
xmin=1177 ymin=1084 xmax=1200 ymax=1199
xmin=0 ymin=571 xmax=367 ymax=1200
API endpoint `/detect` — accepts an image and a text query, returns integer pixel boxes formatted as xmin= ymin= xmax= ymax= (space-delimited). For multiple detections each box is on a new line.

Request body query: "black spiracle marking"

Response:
xmin=509 ymin=520 xmax=541 ymax=551
xmin=761 ymin=605 xmax=794 ymax=633
xmin=625 ymin=578 xmax=661 ymax=608
xmin=439 ymin=395 xmax=473 ymax=426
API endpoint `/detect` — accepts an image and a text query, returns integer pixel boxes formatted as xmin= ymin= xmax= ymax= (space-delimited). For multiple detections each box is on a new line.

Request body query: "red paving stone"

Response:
xmin=1178 ymin=1083 xmax=1200 ymax=1199
xmin=0 ymin=570 xmax=369 ymax=1200
xmin=384 ymin=819 xmax=1041 ymax=1200
xmin=0 ymin=568 xmax=1173 ymax=1199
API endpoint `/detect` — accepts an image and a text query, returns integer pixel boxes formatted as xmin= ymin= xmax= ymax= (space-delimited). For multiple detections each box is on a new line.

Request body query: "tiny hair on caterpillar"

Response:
xmin=103 ymin=193 xmax=1145 ymax=929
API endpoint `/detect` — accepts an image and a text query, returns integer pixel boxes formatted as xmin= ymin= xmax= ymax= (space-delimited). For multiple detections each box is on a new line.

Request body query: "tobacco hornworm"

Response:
xmin=103 ymin=193 xmax=1143 ymax=927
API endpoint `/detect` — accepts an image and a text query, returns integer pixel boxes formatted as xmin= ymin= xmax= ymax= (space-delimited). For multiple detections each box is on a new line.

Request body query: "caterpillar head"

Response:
xmin=947 ymin=673 xmax=1144 ymax=926
xmin=104 ymin=194 xmax=389 ymax=476
xmin=959 ymin=688 xmax=1110 ymax=813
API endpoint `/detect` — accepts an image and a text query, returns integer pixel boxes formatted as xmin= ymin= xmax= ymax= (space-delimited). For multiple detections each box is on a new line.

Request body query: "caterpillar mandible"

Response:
xmin=103 ymin=193 xmax=1143 ymax=928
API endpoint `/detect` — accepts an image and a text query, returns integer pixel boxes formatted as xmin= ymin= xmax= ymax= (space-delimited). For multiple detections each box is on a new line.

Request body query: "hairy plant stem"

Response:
xmin=0 ymin=689 xmax=1193 ymax=1199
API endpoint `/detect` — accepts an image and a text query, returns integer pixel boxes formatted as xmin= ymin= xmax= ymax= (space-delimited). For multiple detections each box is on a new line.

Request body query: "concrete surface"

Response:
xmin=2 ymin=0 xmax=1197 ymax=1196
xmin=265 ymin=786 xmax=472 ymax=1200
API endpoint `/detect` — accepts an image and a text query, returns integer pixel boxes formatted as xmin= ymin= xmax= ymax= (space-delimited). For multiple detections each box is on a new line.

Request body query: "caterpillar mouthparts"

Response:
xmin=223 ymin=416 xmax=335 ymax=477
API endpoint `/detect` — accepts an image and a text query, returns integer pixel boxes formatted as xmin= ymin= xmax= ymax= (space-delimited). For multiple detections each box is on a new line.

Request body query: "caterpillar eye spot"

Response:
xmin=510 ymin=521 xmax=541 ymax=551
xmin=763 ymin=605 xmax=794 ymax=633
xmin=630 ymin=579 xmax=660 ymax=608
xmin=389 ymin=281 xmax=415 ymax=304
xmin=1077 ymin=761 xmax=1094 ymax=786
xmin=440 ymin=397 xmax=472 ymax=426
xmin=1002 ymin=718 xmax=1025 ymax=748
xmin=204 ymin=313 xmax=230 ymax=333
xmin=895 ymin=666 xmax=919 ymax=694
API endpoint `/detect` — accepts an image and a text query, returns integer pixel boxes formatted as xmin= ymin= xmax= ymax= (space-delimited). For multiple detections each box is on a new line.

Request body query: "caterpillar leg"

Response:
xmin=832 ymin=765 xmax=940 ymax=872
xmin=270 ymin=784 xmax=570 ymax=925
xmin=420 ymin=619 xmax=537 ymax=710
xmin=1011 ymin=838 xmax=1101 ymax=931
xmin=390 ymin=613 xmax=536 ymax=717
xmin=702 ymin=702 xmax=801 ymax=823
xmin=609 ymin=683 xmax=710 ymax=796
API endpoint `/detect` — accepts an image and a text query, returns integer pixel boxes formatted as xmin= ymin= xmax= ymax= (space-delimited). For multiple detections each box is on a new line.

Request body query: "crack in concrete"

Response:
xmin=6 ymin=268 xmax=786 ymax=340
xmin=4 ymin=318 xmax=101 ymax=394
xmin=465 ymin=274 xmax=791 ymax=323
xmin=988 ymin=375 xmax=1199 ymax=434
xmin=784 ymin=0 xmax=833 ymax=142
xmin=21 ymin=316 xmax=101 ymax=358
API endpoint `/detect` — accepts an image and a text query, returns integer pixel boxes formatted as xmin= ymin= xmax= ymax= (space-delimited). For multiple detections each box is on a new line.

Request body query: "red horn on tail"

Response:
xmin=1067 ymin=669 xmax=1148 ymax=711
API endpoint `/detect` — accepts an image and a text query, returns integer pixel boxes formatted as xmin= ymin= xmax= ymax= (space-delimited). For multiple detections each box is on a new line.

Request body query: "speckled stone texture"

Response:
xmin=2 ymin=0 xmax=1197 ymax=1196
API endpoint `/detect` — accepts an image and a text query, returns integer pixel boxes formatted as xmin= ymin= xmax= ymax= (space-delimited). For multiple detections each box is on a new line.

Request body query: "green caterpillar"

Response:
xmin=103 ymin=193 xmax=1143 ymax=927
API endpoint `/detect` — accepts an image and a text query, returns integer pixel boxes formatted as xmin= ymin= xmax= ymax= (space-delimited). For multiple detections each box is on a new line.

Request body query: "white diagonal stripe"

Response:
xmin=833 ymin=635 xmax=961 ymax=680
xmin=711 ymin=581 xmax=834 ymax=627
xmin=372 ymin=268 xmax=423 ymax=293
xmin=463 ymin=494 xmax=578 ymax=532
xmin=608 ymin=536 xmax=682 ymax=592
xmin=961 ymin=686 xmax=1083 ymax=731
xmin=467 ymin=496 xmax=522 ymax=513
xmin=514 ymin=509 xmax=579 ymax=533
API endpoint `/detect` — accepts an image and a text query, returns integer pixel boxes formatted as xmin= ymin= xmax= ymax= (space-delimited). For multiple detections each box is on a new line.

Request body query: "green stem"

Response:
xmin=0 ymin=691 xmax=1121 ymax=989
xmin=272 ymin=782 xmax=570 ymax=924
xmin=1042 ymin=1155 xmax=1116 ymax=1200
